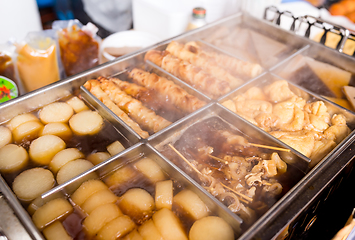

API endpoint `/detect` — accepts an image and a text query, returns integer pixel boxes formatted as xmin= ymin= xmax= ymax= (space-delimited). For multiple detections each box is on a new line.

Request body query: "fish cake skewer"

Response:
xmin=129 ymin=68 xmax=206 ymax=113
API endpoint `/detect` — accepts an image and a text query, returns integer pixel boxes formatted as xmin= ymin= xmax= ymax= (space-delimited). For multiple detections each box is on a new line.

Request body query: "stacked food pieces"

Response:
xmin=84 ymin=68 xmax=206 ymax=138
xmin=144 ymin=41 xmax=262 ymax=99
xmin=277 ymin=55 xmax=355 ymax=111
xmin=0 ymin=96 xmax=126 ymax=206
xmin=29 ymin=157 xmax=235 ymax=240
xmin=202 ymin=26 xmax=289 ymax=68
xmin=222 ymin=80 xmax=352 ymax=167
xmin=159 ymin=117 xmax=302 ymax=229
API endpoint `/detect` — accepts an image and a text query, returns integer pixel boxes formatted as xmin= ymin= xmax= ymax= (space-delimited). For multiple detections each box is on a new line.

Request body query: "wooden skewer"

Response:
xmin=208 ymin=154 xmax=229 ymax=165
xmin=168 ymin=144 xmax=202 ymax=175
xmin=248 ymin=143 xmax=291 ymax=152
xmin=220 ymin=183 xmax=253 ymax=202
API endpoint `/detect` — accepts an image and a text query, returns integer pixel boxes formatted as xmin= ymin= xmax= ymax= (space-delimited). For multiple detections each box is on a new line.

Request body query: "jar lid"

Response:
xmin=192 ymin=7 xmax=206 ymax=18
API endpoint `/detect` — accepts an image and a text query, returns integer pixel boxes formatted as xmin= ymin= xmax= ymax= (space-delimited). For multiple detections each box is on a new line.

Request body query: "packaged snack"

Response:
xmin=53 ymin=20 xmax=101 ymax=77
xmin=16 ymin=30 xmax=61 ymax=92
xmin=0 ymin=44 xmax=23 ymax=103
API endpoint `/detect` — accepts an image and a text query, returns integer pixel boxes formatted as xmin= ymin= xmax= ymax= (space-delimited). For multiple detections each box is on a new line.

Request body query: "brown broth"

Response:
xmin=159 ymin=117 xmax=304 ymax=230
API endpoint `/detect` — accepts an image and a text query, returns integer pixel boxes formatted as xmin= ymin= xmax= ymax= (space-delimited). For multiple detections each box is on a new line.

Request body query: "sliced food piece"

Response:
xmin=49 ymin=148 xmax=85 ymax=174
xmin=122 ymin=230 xmax=143 ymax=240
xmin=106 ymin=140 xmax=125 ymax=156
xmin=104 ymin=166 xmax=137 ymax=187
xmin=323 ymin=96 xmax=354 ymax=111
xmin=12 ymin=121 xmax=44 ymax=143
xmin=42 ymin=221 xmax=73 ymax=240
xmin=134 ymin=158 xmax=165 ymax=183
xmin=118 ymin=188 xmax=155 ymax=223
xmin=29 ymin=135 xmax=66 ymax=165
xmin=155 ymin=180 xmax=173 ymax=210
xmin=12 ymin=168 xmax=55 ymax=202
xmin=39 ymin=122 xmax=73 ymax=140
xmin=69 ymin=110 xmax=103 ymax=135
xmin=189 ymin=216 xmax=234 ymax=240
xmin=32 ymin=198 xmax=73 ymax=230
xmin=7 ymin=113 xmax=40 ymax=131
xmin=83 ymin=203 xmax=123 ymax=236
xmin=81 ymin=189 xmax=119 ymax=214
xmin=0 ymin=126 xmax=12 ymax=148
xmin=173 ymin=189 xmax=209 ymax=220
xmin=56 ymin=159 xmax=95 ymax=185
xmin=152 ymin=208 xmax=188 ymax=240
xmin=66 ymin=96 xmax=90 ymax=113
xmin=87 ymin=152 xmax=111 ymax=165
xmin=39 ymin=102 xmax=74 ymax=124
xmin=305 ymin=57 xmax=351 ymax=98
xmin=97 ymin=215 xmax=136 ymax=240
xmin=0 ymin=144 xmax=28 ymax=173
xmin=71 ymin=179 xmax=108 ymax=206
xmin=138 ymin=219 xmax=164 ymax=240
xmin=343 ymin=85 xmax=355 ymax=109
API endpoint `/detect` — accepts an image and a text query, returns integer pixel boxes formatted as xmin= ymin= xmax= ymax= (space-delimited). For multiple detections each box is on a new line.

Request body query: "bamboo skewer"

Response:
xmin=248 ymin=143 xmax=291 ymax=152
xmin=208 ymin=154 xmax=229 ymax=164
xmin=220 ymin=183 xmax=253 ymax=202
xmin=168 ymin=144 xmax=203 ymax=175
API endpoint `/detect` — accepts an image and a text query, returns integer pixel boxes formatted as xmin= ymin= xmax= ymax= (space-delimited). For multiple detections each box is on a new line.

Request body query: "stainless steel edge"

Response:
xmin=0 ymin=175 xmax=44 ymax=240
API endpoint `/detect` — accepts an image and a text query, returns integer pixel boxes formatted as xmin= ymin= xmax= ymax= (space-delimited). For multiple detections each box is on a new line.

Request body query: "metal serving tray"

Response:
xmin=1 ymin=12 xmax=355 ymax=240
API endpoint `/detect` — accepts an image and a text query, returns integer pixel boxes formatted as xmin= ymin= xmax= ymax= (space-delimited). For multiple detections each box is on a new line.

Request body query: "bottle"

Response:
xmin=186 ymin=7 xmax=207 ymax=31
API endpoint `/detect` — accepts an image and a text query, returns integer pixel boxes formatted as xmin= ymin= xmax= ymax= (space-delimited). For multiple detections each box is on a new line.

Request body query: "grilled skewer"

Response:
xmin=145 ymin=50 xmax=231 ymax=98
xmin=129 ymin=68 xmax=206 ymax=113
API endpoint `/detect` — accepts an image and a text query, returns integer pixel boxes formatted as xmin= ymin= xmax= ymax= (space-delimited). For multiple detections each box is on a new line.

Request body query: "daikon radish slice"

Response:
xmin=71 ymin=179 xmax=108 ymax=206
xmin=155 ymin=180 xmax=173 ymax=210
xmin=0 ymin=144 xmax=28 ymax=173
xmin=39 ymin=122 xmax=72 ymax=140
xmin=29 ymin=135 xmax=66 ymax=165
xmin=42 ymin=221 xmax=73 ymax=240
xmin=106 ymin=141 xmax=125 ymax=156
xmin=83 ymin=203 xmax=123 ymax=236
xmin=104 ymin=166 xmax=136 ymax=187
xmin=0 ymin=126 xmax=12 ymax=148
xmin=189 ymin=216 xmax=234 ymax=240
xmin=13 ymin=121 xmax=43 ymax=143
xmin=32 ymin=198 xmax=73 ymax=230
xmin=39 ymin=102 xmax=74 ymax=124
xmin=134 ymin=158 xmax=165 ymax=183
xmin=49 ymin=148 xmax=85 ymax=174
xmin=138 ymin=219 xmax=164 ymax=240
xmin=87 ymin=152 xmax=111 ymax=165
xmin=152 ymin=208 xmax=188 ymax=240
xmin=173 ymin=189 xmax=209 ymax=220
xmin=118 ymin=188 xmax=155 ymax=222
xmin=66 ymin=96 xmax=89 ymax=113
xmin=81 ymin=189 xmax=118 ymax=214
xmin=97 ymin=215 xmax=136 ymax=240
xmin=12 ymin=168 xmax=55 ymax=202
xmin=122 ymin=230 xmax=143 ymax=240
xmin=56 ymin=159 xmax=95 ymax=185
xmin=69 ymin=110 xmax=103 ymax=135
xmin=7 ymin=113 xmax=39 ymax=131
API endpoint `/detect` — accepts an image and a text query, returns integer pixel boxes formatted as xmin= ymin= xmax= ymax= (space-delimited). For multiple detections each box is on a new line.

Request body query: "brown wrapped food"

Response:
xmin=145 ymin=50 xmax=230 ymax=99
xmin=58 ymin=25 xmax=99 ymax=76
xmin=129 ymin=68 xmax=206 ymax=113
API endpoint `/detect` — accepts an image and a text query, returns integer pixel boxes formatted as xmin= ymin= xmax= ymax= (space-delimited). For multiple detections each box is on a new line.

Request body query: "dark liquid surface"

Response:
xmin=159 ymin=117 xmax=305 ymax=231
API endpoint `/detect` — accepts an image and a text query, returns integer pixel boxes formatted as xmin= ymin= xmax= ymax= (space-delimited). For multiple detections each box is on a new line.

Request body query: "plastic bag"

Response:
xmin=16 ymin=30 xmax=62 ymax=93
xmin=52 ymin=19 xmax=101 ymax=77
xmin=0 ymin=43 xmax=24 ymax=103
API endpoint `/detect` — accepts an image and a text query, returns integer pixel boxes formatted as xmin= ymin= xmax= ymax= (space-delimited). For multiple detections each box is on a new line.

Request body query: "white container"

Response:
xmin=132 ymin=0 xmax=240 ymax=40
xmin=100 ymin=30 xmax=161 ymax=62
